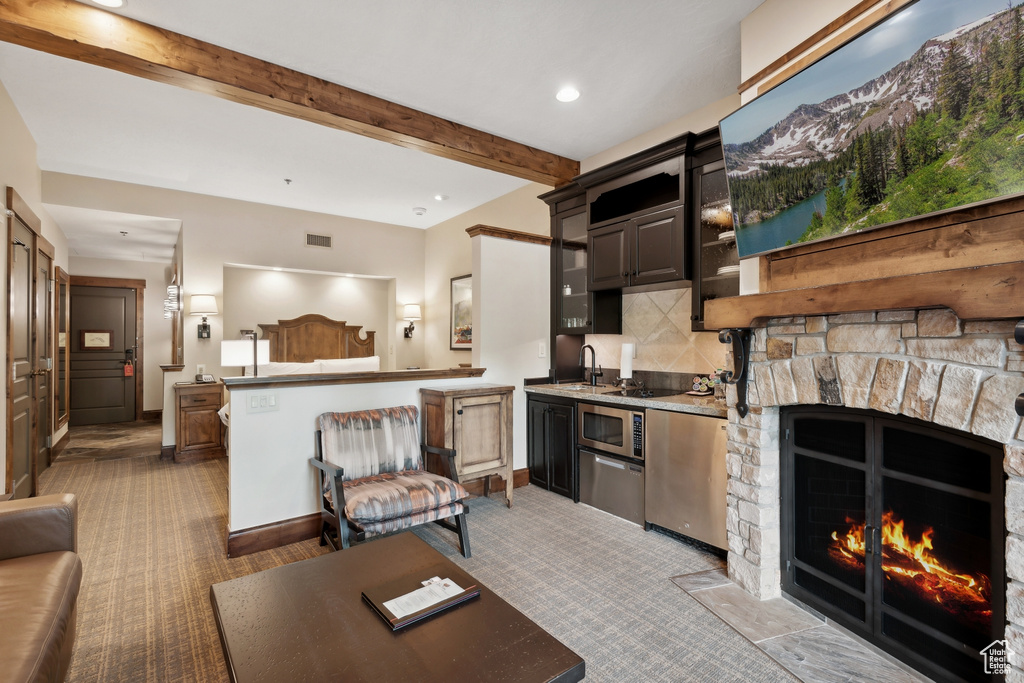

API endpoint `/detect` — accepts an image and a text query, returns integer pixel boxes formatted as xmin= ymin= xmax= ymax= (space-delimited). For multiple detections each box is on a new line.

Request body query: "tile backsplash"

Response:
xmin=586 ymin=289 xmax=726 ymax=377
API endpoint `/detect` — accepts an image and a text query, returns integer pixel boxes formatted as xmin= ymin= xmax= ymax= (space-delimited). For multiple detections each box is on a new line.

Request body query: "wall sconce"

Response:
xmin=163 ymin=283 xmax=181 ymax=320
xmin=403 ymin=304 xmax=422 ymax=338
xmin=190 ymin=294 xmax=218 ymax=339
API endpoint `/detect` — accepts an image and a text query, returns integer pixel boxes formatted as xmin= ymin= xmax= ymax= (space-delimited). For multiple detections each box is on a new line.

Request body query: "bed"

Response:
xmin=223 ymin=315 xmax=380 ymax=425
xmin=244 ymin=314 xmax=380 ymax=376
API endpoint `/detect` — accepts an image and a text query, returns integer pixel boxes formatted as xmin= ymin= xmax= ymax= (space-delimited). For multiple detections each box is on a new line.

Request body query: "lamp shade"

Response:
xmin=403 ymin=304 xmax=422 ymax=321
xmin=221 ymin=339 xmax=270 ymax=367
xmin=190 ymin=294 xmax=218 ymax=316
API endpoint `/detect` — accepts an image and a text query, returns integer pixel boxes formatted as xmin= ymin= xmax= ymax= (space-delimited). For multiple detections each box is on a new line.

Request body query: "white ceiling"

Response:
xmin=0 ymin=0 xmax=762 ymax=262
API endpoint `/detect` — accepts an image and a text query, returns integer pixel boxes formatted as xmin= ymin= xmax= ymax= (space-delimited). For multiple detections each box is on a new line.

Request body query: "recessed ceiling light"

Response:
xmin=434 ymin=194 xmax=449 ymax=202
xmin=556 ymin=86 xmax=580 ymax=103
xmin=92 ymin=0 xmax=124 ymax=7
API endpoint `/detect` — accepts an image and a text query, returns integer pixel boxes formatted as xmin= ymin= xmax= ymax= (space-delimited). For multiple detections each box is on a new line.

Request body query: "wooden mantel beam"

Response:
xmin=704 ymin=262 xmax=1024 ymax=330
xmin=0 ymin=0 xmax=579 ymax=187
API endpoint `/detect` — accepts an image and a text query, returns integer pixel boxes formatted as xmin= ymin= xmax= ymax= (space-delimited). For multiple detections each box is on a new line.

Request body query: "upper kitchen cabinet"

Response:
xmin=689 ymin=128 xmax=738 ymax=331
xmin=588 ymin=205 xmax=686 ymax=290
xmin=541 ymin=182 xmax=621 ymax=336
xmin=578 ymin=133 xmax=691 ymax=292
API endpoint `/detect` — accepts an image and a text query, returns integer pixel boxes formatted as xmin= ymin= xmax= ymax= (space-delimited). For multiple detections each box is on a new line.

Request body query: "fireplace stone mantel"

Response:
xmin=719 ymin=307 xmax=1024 ymax=676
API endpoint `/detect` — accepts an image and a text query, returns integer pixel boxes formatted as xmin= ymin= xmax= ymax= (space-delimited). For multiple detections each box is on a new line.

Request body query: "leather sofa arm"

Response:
xmin=0 ymin=493 xmax=78 ymax=561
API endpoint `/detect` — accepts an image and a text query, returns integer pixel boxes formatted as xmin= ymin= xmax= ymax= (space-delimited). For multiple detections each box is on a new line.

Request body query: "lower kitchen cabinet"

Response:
xmin=527 ymin=395 xmax=576 ymax=500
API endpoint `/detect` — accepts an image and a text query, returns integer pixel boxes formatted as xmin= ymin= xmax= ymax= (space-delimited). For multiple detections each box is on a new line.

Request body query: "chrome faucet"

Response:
xmin=579 ymin=344 xmax=602 ymax=386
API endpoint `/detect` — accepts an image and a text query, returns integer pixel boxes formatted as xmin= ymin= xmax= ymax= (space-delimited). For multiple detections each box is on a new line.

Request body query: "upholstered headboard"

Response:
xmin=257 ymin=314 xmax=375 ymax=362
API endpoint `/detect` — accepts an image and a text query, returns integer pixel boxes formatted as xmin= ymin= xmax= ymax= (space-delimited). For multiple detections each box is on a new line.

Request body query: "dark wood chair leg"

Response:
xmin=454 ymin=512 xmax=471 ymax=559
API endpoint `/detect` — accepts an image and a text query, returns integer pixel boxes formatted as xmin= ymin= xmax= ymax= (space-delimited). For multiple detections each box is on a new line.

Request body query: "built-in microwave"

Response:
xmin=576 ymin=402 xmax=644 ymax=461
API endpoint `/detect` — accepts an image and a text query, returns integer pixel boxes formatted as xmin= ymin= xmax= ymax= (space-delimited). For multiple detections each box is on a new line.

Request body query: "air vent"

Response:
xmin=305 ymin=232 xmax=333 ymax=249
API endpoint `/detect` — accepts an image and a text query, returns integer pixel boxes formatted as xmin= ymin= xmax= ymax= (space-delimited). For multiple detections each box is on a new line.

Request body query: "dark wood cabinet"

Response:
xmin=690 ymin=129 xmax=738 ymax=331
xmin=588 ymin=205 xmax=686 ymax=290
xmin=173 ymin=382 xmax=225 ymax=462
xmin=541 ymin=183 xmax=621 ymax=339
xmin=527 ymin=395 xmax=576 ymax=500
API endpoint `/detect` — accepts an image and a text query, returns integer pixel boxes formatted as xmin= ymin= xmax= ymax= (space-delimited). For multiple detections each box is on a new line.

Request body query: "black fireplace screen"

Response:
xmin=782 ymin=407 xmax=1005 ymax=683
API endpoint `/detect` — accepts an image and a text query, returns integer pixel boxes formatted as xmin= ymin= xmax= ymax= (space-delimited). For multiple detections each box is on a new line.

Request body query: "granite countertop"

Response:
xmin=524 ymin=383 xmax=727 ymax=418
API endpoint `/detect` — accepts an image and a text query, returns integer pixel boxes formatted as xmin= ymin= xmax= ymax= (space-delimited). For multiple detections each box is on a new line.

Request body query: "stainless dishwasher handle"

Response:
xmin=594 ymin=455 xmax=626 ymax=470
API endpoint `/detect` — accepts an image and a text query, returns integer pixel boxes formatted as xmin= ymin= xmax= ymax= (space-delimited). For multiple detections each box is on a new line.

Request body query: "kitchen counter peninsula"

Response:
xmin=524 ymin=383 xmax=726 ymax=418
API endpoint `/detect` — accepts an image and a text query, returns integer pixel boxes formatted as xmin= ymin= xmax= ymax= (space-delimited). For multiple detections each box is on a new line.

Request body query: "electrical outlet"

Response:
xmin=538 ymin=341 xmax=546 ymax=358
xmin=197 ymin=364 xmax=206 ymax=374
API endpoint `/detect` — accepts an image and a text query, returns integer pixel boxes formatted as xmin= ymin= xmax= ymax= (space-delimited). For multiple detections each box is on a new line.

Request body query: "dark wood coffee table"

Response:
xmin=210 ymin=532 xmax=585 ymax=682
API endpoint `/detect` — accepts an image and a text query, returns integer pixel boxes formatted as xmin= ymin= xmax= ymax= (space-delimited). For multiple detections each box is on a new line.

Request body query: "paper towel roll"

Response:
xmin=620 ymin=343 xmax=634 ymax=379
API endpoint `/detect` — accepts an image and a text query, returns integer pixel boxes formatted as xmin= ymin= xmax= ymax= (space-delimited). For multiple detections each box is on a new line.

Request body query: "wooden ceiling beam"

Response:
xmin=0 ymin=0 xmax=579 ymax=187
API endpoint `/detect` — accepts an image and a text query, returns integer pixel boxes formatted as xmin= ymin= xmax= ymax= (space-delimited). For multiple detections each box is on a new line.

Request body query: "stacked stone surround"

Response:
xmin=723 ymin=308 xmax=1024 ymax=677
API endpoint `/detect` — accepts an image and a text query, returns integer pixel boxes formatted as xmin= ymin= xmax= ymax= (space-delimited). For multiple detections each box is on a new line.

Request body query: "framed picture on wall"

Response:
xmin=450 ymin=274 xmax=472 ymax=351
xmin=80 ymin=330 xmax=113 ymax=350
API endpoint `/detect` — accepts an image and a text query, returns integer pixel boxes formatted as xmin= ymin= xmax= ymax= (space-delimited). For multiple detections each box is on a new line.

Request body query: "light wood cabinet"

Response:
xmin=174 ymin=382 xmax=225 ymax=462
xmin=420 ymin=385 xmax=514 ymax=507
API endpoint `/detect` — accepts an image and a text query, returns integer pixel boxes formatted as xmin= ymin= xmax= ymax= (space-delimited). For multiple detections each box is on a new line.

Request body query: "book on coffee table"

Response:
xmin=362 ymin=573 xmax=480 ymax=630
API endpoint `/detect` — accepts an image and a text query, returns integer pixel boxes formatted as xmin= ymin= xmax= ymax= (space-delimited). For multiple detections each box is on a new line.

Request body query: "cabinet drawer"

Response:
xmin=180 ymin=392 xmax=220 ymax=408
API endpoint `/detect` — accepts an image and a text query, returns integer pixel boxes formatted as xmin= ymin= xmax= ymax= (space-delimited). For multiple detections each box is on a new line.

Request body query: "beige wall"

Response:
xmin=0 ymin=80 xmax=69 ymax=487
xmin=582 ymin=94 xmax=741 ymax=173
xmin=221 ymin=266 xmax=391 ymax=373
xmin=423 ymin=182 xmax=550 ymax=369
xmin=43 ymin=172 xmax=427 ymax=375
xmin=69 ymin=256 xmax=173 ymax=412
xmin=740 ymin=0 xmax=865 ymax=88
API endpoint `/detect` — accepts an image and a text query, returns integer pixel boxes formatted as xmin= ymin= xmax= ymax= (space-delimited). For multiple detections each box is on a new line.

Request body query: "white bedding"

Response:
xmin=243 ymin=356 xmax=380 ymax=376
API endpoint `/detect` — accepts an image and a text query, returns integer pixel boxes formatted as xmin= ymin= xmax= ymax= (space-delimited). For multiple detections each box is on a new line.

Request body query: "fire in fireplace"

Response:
xmin=781 ymin=406 xmax=1005 ymax=683
xmin=830 ymin=510 xmax=992 ymax=634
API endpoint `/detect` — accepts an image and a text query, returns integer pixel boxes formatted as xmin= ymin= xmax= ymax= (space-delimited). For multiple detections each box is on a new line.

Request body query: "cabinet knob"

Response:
xmin=457 ymin=409 xmax=464 ymax=415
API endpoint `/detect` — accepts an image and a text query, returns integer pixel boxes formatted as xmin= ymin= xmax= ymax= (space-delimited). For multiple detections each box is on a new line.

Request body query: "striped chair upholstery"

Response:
xmin=311 ymin=405 xmax=471 ymax=557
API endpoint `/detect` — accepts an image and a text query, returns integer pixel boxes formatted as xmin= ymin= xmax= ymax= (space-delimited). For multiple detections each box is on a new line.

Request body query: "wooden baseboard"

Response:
xmin=227 ymin=513 xmax=321 ymax=558
xmin=173 ymin=447 xmax=226 ymax=464
xmin=460 ymin=468 xmax=530 ymax=497
xmin=51 ymin=431 xmax=70 ymax=460
xmin=160 ymin=445 xmax=175 ymax=461
xmin=142 ymin=410 xmax=162 ymax=421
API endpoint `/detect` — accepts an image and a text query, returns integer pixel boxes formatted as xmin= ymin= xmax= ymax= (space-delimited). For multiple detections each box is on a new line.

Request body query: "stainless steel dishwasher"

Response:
xmin=645 ymin=409 xmax=728 ymax=549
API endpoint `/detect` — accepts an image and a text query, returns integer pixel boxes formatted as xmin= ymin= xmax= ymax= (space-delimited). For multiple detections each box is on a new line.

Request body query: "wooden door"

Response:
xmin=452 ymin=394 xmax=506 ymax=476
xmin=631 ymin=206 xmax=686 ymax=286
xmin=34 ymin=242 xmax=54 ymax=480
xmin=70 ymin=281 xmax=143 ymax=425
xmin=587 ymin=221 xmax=630 ymax=291
xmin=7 ymin=208 xmax=34 ymax=498
xmin=526 ymin=398 xmax=550 ymax=489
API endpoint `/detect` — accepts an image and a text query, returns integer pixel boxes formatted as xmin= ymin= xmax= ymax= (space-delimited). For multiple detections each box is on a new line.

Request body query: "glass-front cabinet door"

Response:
xmin=691 ymin=159 xmax=739 ymax=331
xmin=557 ymin=207 xmax=589 ymax=333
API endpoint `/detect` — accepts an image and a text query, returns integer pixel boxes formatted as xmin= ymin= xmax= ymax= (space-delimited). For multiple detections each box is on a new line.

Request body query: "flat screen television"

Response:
xmin=719 ymin=0 xmax=1024 ymax=260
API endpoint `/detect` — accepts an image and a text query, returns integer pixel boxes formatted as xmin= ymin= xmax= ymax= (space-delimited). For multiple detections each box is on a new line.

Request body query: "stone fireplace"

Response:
xmin=722 ymin=308 xmax=1024 ymax=680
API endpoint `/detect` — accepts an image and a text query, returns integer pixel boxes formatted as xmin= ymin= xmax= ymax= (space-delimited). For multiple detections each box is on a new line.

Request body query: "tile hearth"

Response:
xmin=674 ymin=568 xmax=931 ymax=683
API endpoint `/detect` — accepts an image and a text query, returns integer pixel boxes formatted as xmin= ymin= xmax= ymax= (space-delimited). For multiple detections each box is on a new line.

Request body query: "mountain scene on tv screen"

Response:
xmin=722 ymin=0 xmax=1024 ymax=258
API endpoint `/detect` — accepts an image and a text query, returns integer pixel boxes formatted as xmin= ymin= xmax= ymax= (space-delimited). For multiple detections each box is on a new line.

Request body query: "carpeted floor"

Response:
xmin=39 ymin=445 xmax=327 ymax=682
xmin=39 ymin=422 xmax=797 ymax=682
